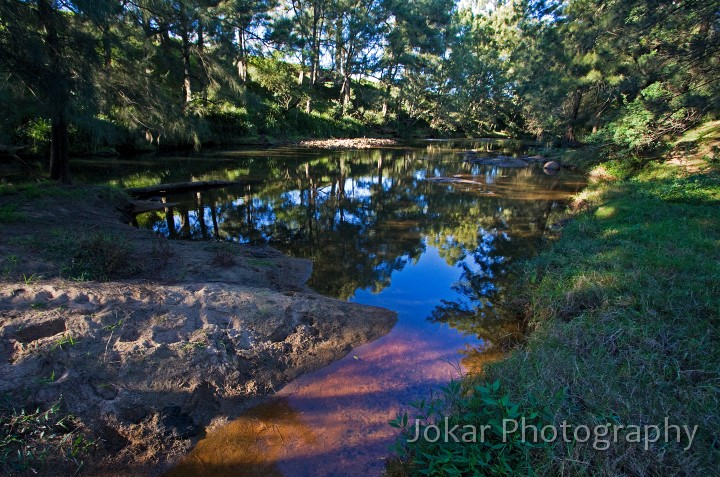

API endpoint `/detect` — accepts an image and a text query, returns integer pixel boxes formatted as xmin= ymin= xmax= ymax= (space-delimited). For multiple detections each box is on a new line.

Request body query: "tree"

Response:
xmin=0 ymin=0 xmax=112 ymax=182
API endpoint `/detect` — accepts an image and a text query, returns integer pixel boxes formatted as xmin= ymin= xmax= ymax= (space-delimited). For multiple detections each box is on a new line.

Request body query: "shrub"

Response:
xmin=62 ymin=232 xmax=135 ymax=281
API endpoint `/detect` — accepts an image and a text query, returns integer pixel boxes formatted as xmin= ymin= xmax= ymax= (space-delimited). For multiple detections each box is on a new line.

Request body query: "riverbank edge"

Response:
xmin=0 ymin=185 xmax=397 ymax=476
xmin=388 ymin=135 xmax=720 ymax=475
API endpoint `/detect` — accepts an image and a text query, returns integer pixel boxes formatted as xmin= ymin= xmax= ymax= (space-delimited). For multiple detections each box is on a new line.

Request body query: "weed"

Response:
xmin=0 ymin=398 xmax=95 ymax=476
xmin=39 ymin=371 xmax=56 ymax=385
xmin=247 ymin=257 xmax=275 ymax=268
xmin=102 ymin=319 xmax=123 ymax=332
xmin=63 ymin=232 xmax=135 ymax=281
xmin=210 ymin=242 xmax=237 ymax=268
xmin=180 ymin=341 xmax=206 ymax=351
xmin=22 ymin=274 xmax=39 ymax=285
xmin=1 ymin=254 xmax=18 ymax=278
xmin=50 ymin=334 xmax=77 ymax=352
xmin=32 ymin=230 xmax=136 ymax=281
xmin=390 ymin=380 xmax=546 ymax=476
xmin=151 ymin=234 xmax=174 ymax=266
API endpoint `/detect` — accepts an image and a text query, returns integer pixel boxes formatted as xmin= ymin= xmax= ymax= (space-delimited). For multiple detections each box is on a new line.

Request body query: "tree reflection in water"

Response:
xmin=111 ymin=140 xmax=586 ymax=477
xmin=131 ymin=142 xmax=582 ymax=310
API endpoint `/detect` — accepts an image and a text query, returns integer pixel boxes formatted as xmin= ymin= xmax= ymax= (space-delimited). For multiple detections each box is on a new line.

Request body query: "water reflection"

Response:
xmin=77 ymin=140 xmax=584 ymax=476
xmin=121 ymin=145 xmax=583 ymax=300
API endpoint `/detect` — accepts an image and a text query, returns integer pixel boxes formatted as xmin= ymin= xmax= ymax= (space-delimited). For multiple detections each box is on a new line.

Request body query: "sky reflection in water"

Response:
xmin=77 ymin=140 xmax=585 ymax=476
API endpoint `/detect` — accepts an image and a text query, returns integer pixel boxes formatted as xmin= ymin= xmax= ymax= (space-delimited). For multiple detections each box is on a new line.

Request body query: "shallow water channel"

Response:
xmin=77 ymin=139 xmax=585 ymax=476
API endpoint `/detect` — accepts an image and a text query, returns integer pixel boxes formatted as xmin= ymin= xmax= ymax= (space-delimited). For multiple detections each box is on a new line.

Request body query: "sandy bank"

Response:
xmin=0 ymin=186 xmax=396 ymax=475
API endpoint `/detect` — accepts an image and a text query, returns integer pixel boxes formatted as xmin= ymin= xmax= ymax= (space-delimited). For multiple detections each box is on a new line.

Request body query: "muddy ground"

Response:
xmin=0 ymin=186 xmax=396 ymax=476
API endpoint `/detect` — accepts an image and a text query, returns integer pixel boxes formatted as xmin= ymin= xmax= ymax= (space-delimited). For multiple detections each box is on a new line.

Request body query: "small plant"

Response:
xmin=0 ymin=205 xmax=21 ymax=223
xmin=53 ymin=231 xmax=136 ymax=281
xmin=1 ymin=254 xmax=18 ymax=278
xmin=68 ymin=232 xmax=132 ymax=280
xmin=102 ymin=319 xmax=123 ymax=332
xmin=0 ymin=398 xmax=95 ymax=475
xmin=180 ymin=340 xmax=206 ymax=351
xmin=39 ymin=371 xmax=56 ymax=384
xmin=389 ymin=380 xmax=546 ymax=476
xmin=50 ymin=334 xmax=77 ymax=352
xmin=210 ymin=242 xmax=237 ymax=268
xmin=247 ymin=257 xmax=275 ymax=268
xmin=151 ymin=234 xmax=174 ymax=265
xmin=22 ymin=274 xmax=39 ymax=285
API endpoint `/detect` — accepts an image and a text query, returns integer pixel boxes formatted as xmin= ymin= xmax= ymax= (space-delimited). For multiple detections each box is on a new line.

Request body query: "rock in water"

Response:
xmin=543 ymin=160 xmax=561 ymax=170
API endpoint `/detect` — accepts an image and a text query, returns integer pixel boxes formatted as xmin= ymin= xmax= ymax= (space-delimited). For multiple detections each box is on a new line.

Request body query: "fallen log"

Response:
xmin=426 ymin=176 xmax=485 ymax=185
xmin=424 ymin=176 xmax=496 ymax=194
xmin=0 ymin=145 xmax=31 ymax=156
xmin=129 ymin=200 xmax=179 ymax=214
xmin=126 ymin=179 xmax=257 ymax=197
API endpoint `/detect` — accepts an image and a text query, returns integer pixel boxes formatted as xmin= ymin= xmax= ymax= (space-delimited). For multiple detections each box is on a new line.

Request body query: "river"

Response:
xmin=75 ymin=139 xmax=585 ymax=476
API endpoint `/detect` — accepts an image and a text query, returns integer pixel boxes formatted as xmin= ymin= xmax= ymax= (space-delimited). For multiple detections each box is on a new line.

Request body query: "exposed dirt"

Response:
xmin=0 ymin=186 xmax=396 ymax=476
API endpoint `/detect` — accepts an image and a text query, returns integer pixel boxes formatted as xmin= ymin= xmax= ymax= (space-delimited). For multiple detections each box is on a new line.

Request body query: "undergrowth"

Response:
xmin=0 ymin=398 xmax=95 ymax=476
xmin=33 ymin=229 xmax=137 ymax=281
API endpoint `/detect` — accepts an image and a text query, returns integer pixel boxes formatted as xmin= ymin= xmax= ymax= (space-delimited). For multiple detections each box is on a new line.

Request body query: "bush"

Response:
xmin=36 ymin=230 xmax=136 ymax=281
xmin=17 ymin=118 xmax=51 ymax=154
xmin=63 ymin=232 xmax=135 ymax=281
xmin=205 ymin=103 xmax=256 ymax=141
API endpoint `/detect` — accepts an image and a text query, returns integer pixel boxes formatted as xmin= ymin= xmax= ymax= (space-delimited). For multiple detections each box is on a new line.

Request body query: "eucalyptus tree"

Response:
xmin=215 ymin=0 xmax=276 ymax=83
xmin=328 ymin=0 xmax=388 ymax=114
xmin=378 ymin=0 xmax=453 ymax=119
xmin=269 ymin=0 xmax=330 ymax=112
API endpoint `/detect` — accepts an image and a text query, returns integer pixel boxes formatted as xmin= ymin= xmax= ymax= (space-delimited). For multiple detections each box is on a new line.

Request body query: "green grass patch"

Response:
xmin=389 ymin=380 xmax=548 ymax=476
xmin=0 ymin=398 xmax=95 ymax=476
xmin=0 ymin=205 xmax=22 ymax=223
xmin=391 ymin=162 xmax=720 ymax=475
xmin=673 ymin=120 xmax=720 ymax=146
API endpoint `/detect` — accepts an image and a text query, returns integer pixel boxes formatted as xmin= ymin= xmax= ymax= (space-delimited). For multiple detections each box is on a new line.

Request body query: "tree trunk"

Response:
xmin=197 ymin=21 xmax=208 ymax=104
xmin=564 ymin=89 xmax=583 ymax=145
xmin=382 ymin=83 xmax=391 ymax=117
xmin=49 ymin=113 xmax=70 ymax=183
xmin=341 ymin=69 xmax=351 ymax=113
xmin=38 ymin=0 xmax=71 ymax=183
xmin=306 ymin=8 xmax=324 ymax=114
xmin=235 ymin=27 xmax=247 ymax=83
xmin=180 ymin=25 xmax=192 ymax=104
xmin=334 ymin=17 xmax=343 ymax=74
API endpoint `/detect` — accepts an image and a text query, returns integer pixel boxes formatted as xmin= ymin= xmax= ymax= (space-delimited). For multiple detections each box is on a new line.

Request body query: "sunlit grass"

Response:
xmin=482 ymin=163 xmax=720 ymax=474
xmin=393 ymin=159 xmax=720 ymax=475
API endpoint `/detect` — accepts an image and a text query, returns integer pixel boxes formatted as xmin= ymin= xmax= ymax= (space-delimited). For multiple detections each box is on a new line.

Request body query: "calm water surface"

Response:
xmin=76 ymin=139 xmax=585 ymax=476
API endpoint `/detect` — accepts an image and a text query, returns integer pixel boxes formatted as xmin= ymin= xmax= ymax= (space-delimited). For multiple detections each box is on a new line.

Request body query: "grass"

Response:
xmin=36 ymin=229 xmax=137 ymax=282
xmin=50 ymin=334 xmax=78 ymax=352
xmin=0 ymin=398 xmax=95 ymax=476
xmin=1 ymin=254 xmax=19 ymax=278
xmin=0 ymin=205 xmax=22 ymax=223
xmin=209 ymin=242 xmax=238 ymax=268
xmin=0 ymin=181 xmax=126 ymax=202
xmin=390 ymin=157 xmax=720 ymax=474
